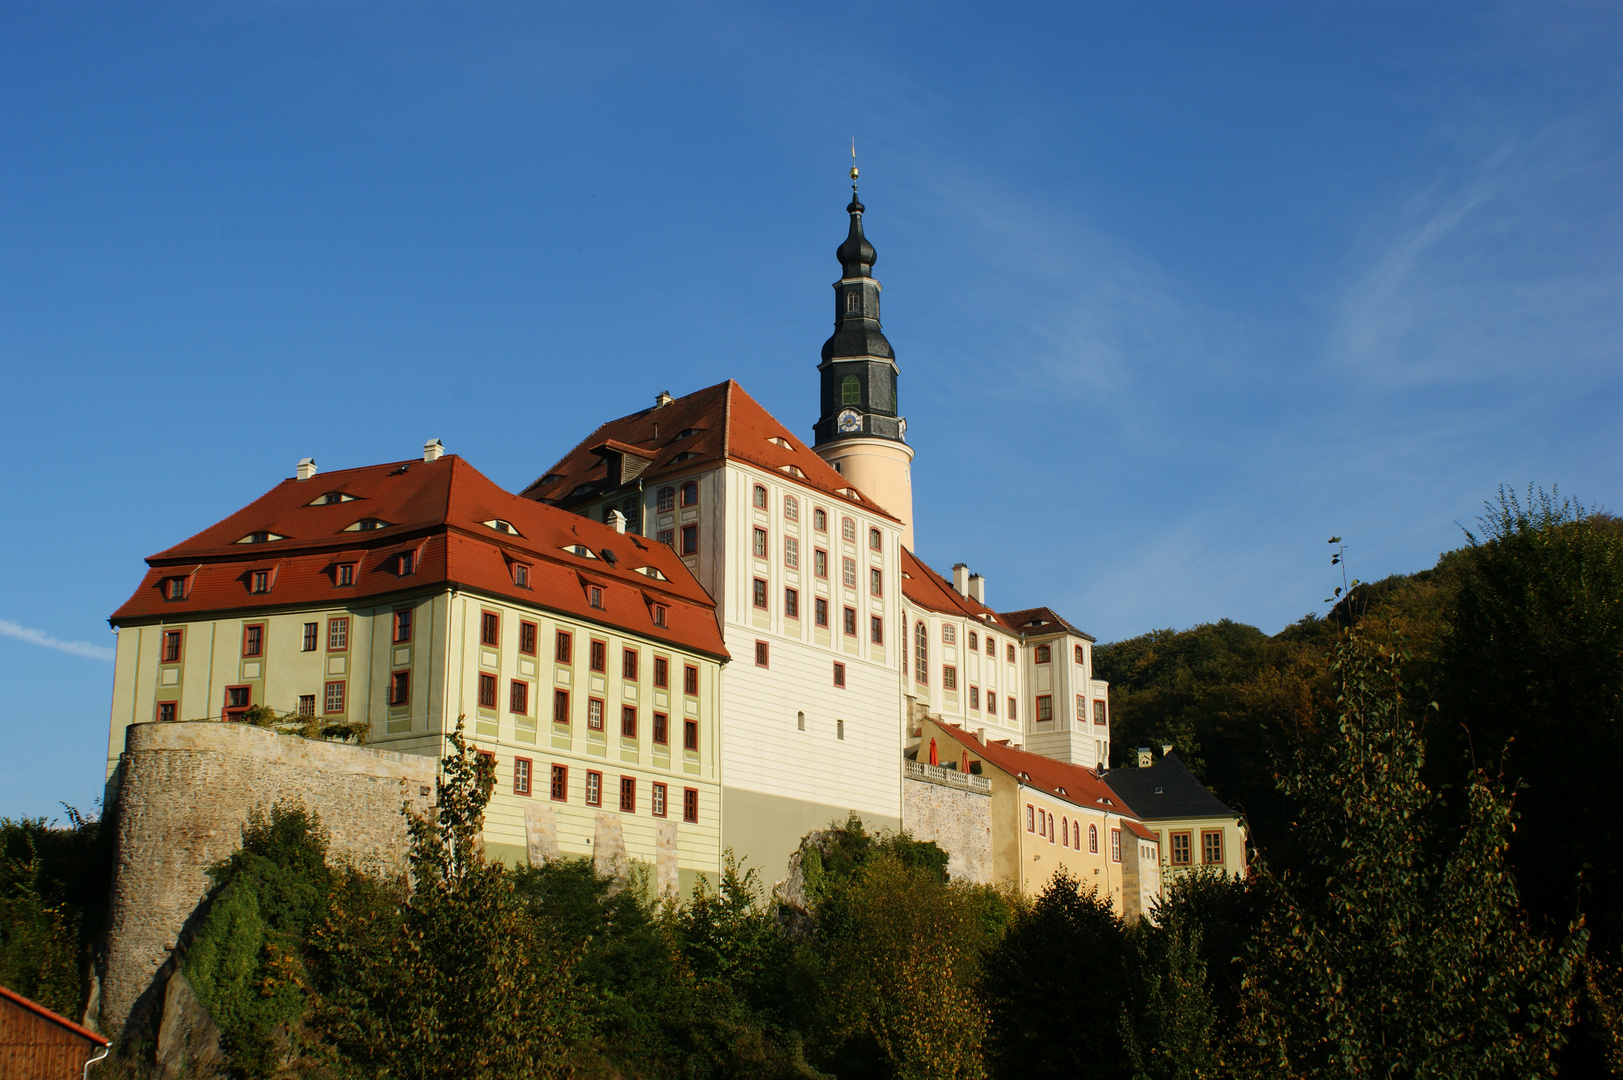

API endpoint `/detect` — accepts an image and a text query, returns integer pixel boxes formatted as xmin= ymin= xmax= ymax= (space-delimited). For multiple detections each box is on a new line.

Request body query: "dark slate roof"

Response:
xmin=1102 ymin=753 xmax=1237 ymax=822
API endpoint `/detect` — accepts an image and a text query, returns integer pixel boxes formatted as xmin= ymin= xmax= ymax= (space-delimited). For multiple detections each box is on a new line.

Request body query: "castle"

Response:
xmin=99 ymin=178 xmax=1245 ymax=1035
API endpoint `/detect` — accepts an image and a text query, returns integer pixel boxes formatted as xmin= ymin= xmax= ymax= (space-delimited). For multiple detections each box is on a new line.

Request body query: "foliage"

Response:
xmin=1123 ymin=911 xmax=1218 ymax=1080
xmin=183 ymin=803 xmax=333 ymax=1077
xmin=241 ymin=703 xmax=368 ymax=744
xmin=981 ymin=871 xmax=1132 ymax=1079
xmin=1146 ymin=869 xmax=1266 ymax=1028
xmin=1232 ymin=627 xmax=1588 ymax=1079
xmin=794 ymin=812 xmax=951 ymax=910
xmin=0 ymin=806 xmax=107 ymax=1019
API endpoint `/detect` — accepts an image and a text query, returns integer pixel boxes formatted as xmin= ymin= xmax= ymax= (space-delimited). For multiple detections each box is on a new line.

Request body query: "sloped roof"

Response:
xmin=1000 ymin=606 xmax=1096 ymax=643
xmin=0 ymin=983 xmax=109 ymax=1047
xmin=111 ymin=455 xmax=728 ymax=658
xmin=901 ymin=549 xmax=1016 ymax=630
xmin=518 ymin=380 xmax=900 ymax=522
xmin=929 ymin=720 xmax=1132 ymax=818
xmin=1102 ymin=753 xmax=1238 ymax=822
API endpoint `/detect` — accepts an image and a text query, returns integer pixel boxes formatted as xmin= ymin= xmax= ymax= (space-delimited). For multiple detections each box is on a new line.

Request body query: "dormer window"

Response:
xmin=310 ymin=492 xmax=356 ymax=506
xmin=344 ymin=518 xmax=391 ymax=532
xmin=675 ymin=428 xmax=698 ymax=440
xmin=779 ymin=464 xmax=805 ymax=478
xmin=514 ymin=563 xmax=531 ymax=588
xmin=335 ymin=563 xmax=355 ymax=586
xmin=768 ymin=436 xmax=792 ymax=450
xmin=562 ymin=544 xmax=599 ymax=559
xmin=652 ymin=603 xmax=668 ymax=628
xmin=483 ymin=519 xmax=520 ymax=536
xmin=165 ymin=577 xmax=188 ymax=601
xmin=397 ymin=551 xmax=416 ymax=576
xmin=633 ymin=566 xmax=668 ymax=581
xmin=589 ymin=585 xmax=604 ymax=609
xmin=250 ymin=570 xmax=270 ymax=594
xmin=237 ymin=531 xmax=286 ymax=544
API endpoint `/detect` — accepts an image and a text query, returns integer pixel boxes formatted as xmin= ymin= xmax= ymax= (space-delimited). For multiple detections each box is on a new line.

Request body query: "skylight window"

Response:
xmin=562 ymin=544 xmax=599 ymax=559
xmin=483 ymin=519 xmax=521 ymax=536
xmin=634 ymin=566 xmax=669 ymax=581
xmin=343 ymin=518 xmax=392 ymax=532
xmin=236 ymin=531 xmax=287 ymax=544
xmin=309 ymin=492 xmax=357 ymax=506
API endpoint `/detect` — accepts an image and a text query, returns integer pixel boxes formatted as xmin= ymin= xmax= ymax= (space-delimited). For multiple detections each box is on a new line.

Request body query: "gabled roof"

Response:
xmin=0 ymin=983 xmax=109 ymax=1046
xmin=901 ymin=549 xmax=1016 ymax=630
xmin=518 ymin=380 xmax=900 ymax=522
xmin=1102 ymin=753 xmax=1238 ymax=822
xmin=928 ymin=720 xmax=1131 ymax=818
xmin=111 ymin=455 xmax=728 ymax=658
xmin=1000 ymin=606 xmax=1096 ymax=643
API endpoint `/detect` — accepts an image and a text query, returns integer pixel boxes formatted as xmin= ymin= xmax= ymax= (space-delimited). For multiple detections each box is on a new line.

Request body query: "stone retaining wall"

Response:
xmin=902 ymin=770 xmax=993 ymax=885
xmin=102 ymin=721 xmax=436 ymax=1036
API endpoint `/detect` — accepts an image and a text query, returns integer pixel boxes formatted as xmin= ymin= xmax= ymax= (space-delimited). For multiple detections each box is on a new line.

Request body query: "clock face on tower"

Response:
xmin=836 ymin=409 xmax=863 ymax=434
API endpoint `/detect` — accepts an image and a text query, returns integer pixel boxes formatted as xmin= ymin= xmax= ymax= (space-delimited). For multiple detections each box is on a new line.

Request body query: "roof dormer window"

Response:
xmin=634 ymin=566 xmax=668 ymax=581
xmin=674 ymin=428 xmax=698 ymax=440
xmin=563 ymin=544 xmax=599 ymax=559
xmin=672 ymin=451 xmax=699 ymax=463
xmin=343 ymin=518 xmax=392 ymax=532
xmin=310 ymin=492 xmax=357 ymax=506
xmin=483 ymin=519 xmax=520 ymax=536
xmin=768 ymin=436 xmax=792 ymax=449
xmin=236 ymin=531 xmax=286 ymax=544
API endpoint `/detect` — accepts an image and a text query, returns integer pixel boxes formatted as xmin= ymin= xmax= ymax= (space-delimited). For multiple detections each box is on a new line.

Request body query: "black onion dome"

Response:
xmin=837 ymin=192 xmax=876 ymax=277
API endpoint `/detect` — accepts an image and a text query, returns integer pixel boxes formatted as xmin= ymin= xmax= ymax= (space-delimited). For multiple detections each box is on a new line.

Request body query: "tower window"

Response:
xmin=845 ymin=290 xmax=859 ymax=314
xmin=841 ymin=375 xmax=860 ymax=406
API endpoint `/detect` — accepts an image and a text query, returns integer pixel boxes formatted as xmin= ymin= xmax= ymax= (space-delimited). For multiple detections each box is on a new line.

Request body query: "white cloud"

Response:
xmin=0 ymin=620 xmax=116 ymax=662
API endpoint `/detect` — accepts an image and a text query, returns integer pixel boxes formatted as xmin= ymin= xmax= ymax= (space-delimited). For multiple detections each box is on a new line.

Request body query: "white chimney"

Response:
xmin=1137 ymin=747 xmax=1154 ymax=768
xmin=1161 ymin=742 xmax=1173 ymax=756
xmin=952 ymin=563 xmax=969 ymax=596
xmin=296 ymin=458 xmax=318 ymax=481
xmin=422 ymin=439 xmax=444 ymax=462
xmin=968 ymin=573 xmax=985 ymax=605
xmin=655 ymin=390 xmax=674 ymax=408
xmin=608 ymin=509 xmax=627 ymax=534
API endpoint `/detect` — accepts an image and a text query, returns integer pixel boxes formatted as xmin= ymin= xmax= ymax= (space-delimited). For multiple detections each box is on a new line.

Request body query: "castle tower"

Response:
xmin=811 ymin=173 xmax=916 ymax=550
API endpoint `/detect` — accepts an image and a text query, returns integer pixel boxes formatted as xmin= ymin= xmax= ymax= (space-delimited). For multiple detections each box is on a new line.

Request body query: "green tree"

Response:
xmin=1123 ymin=910 xmax=1218 ymax=1080
xmin=0 ymin=807 xmax=107 ymax=1020
xmin=1233 ymin=628 xmax=1588 ymax=1078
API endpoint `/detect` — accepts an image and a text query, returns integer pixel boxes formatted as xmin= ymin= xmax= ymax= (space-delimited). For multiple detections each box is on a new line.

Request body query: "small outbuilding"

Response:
xmin=0 ymin=984 xmax=110 ymax=1080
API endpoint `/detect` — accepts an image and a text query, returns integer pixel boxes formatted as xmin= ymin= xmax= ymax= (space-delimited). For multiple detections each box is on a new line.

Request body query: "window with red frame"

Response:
xmin=680 ymin=482 xmax=698 ymax=507
xmin=683 ymin=787 xmax=699 ymax=822
xmin=784 ymin=588 xmax=799 ymax=619
xmin=242 ymin=623 xmax=265 ymax=658
xmin=814 ymin=548 xmax=827 ymax=578
xmin=323 ymin=682 xmax=344 ymax=715
xmin=1037 ymin=695 xmax=1053 ymax=722
xmin=328 ymin=617 xmax=349 ymax=651
xmin=656 ymin=486 xmax=675 ymax=512
xmin=813 ymin=507 xmax=826 ymax=531
xmin=986 ymin=635 xmax=996 ymax=656
xmin=587 ymin=698 xmax=604 ymax=731
xmin=394 ymin=608 xmax=413 ymax=643
xmin=510 ymin=680 xmax=528 ymax=715
xmin=1075 ymin=644 xmax=1086 ymax=665
xmin=513 ymin=757 xmax=532 ymax=796
xmin=519 ymin=621 xmax=537 ymax=655
xmin=157 ymin=702 xmax=177 ymax=723
xmin=589 ymin=639 xmax=606 ymax=672
xmin=814 ymin=597 xmax=829 ymax=627
xmin=1170 ymin=831 xmax=1192 ymax=866
xmin=162 ymin=630 xmax=183 ymax=663
xmin=844 ymin=607 xmax=857 ymax=636
xmin=869 ymin=568 xmax=883 ymax=597
xmin=621 ymin=705 xmax=637 ymax=738
xmin=752 ymin=484 xmax=767 ymax=509
xmin=652 ymin=782 xmax=668 ymax=817
xmin=683 ymin=718 xmax=698 ymax=751
xmin=653 ymin=712 xmax=668 ymax=744
xmin=553 ymin=689 xmax=570 ymax=725
xmin=585 ymin=770 xmax=602 ymax=806
xmin=478 ymin=673 xmax=497 ymax=709
xmin=1202 ymin=830 xmax=1224 ymax=865
xmin=681 ymin=524 xmax=698 ymax=555
xmin=550 ymin=763 xmax=568 ymax=801
xmin=480 ymin=611 xmax=500 ymax=646
xmin=755 ymin=641 xmax=769 ymax=668
xmin=1008 ymin=698 xmax=1018 ymax=721
xmin=166 ymin=576 xmax=187 ymax=600
xmin=752 ymin=578 xmax=768 ymax=608
xmin=513 ymin=563 xmax=530 ymax=588
xmin=1007 ymin=644 xmax=1016 ymax=663
xmin=622 ymin=648 xmax=638 ymax=680
xmin=555 ymin=630 xmax=573 ymax=663
xmin=619 ymin=776 xmax=636 ymax=813
xmin=679 ymin=666 xmax=697 ymax=699
xmin=784 ymin=494 xmax=798 ymax=521
xmin=390 ymin=671 xmax=411 ymax=707
xmin=652 ymin=603 xmax=667 ymax=628
xmin=1089 ymin=824 xmax=1098 ymax=853
xmin=870 ymin=616 xmax=883 ymax=644
xmin=1035 ymin=643 xmax=1051 ymax=663
xmin=833 ymin=661 xmax=846 ymax=688
xmin=589 ymin=584 xmax=604 ymax=609
xmin=335 ymin=563 xmax=355 ymax=587
xmin=1026 ymin=805 xmax=1035 ymax=832
xmin=250 ymin=570 xmax=270 ymax=594
xmin=653 ymin=656 xmax=668 ymax=688
xmin=1094 ymin=700 xmax=1108 ymax=725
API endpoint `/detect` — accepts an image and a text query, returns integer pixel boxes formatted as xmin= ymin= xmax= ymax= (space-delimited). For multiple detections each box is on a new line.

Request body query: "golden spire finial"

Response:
xmin=850 ymin=138 xmax=859 ymax=182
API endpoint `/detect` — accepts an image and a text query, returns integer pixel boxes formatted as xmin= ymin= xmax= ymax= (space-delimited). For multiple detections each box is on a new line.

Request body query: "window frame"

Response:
xmin=813 ymin=507 xmax=827 ymax=531
xmin=683 ymin=717 xmax=698 ymax=751
xmin=509 ymin=679 xmax=528 ymax=715
xmin=869 ymin=567 xmax=883 ymax=597
xmin=784 ymin=587 xmax=799 ymax=619
xmin=683 ymin=787 xmax=699 ymax=823
xmin=1089 ymin=824 xmax=1099 ymax=853
xmin=683 ymin=664 xmax=699 ymax=696
xmin=680 ymin=481 xmax=698 ymax=507
xmin=513 ymin=756 xmax=532 ymax=797
xmin=518 ymin=620 xmax=537 ymax=656
xmin=784 ymin=494 xmax=798 ymax=521
xmin=480 ymin=610 xmax=501 ymax=647
xmin=589 ymin=639 xmax=607 ymax=673
xmin=1026 ymin=805 xmax=1035 ymax=833
xmin=162 ymin=628 xmax=185 ymax=664
xmin=653 ymin=711 xmax=668 ymax=745
xmin=391 ymin=670 xmax=412 ymax=708
xmin=621 ymin=705 xmax=637 ymax=739
xmin=328 ymin=617 xmax=349 ymax=652
xmin=656 ymin=486 xmax=675 ymax=512
xmin=394 ymin=608 xmax=414 ymax=644
xmin=1037 ymin=694 xmax=1053 ymax=722
xmin=653 ymin=656 xmax=669 ymax=688
xmin=477 ymin=673 xmax=498 ymax=710
xmin=241 ymin=622 xmax=265 ymax=658
xmin=752 ymin=484 xmax=768 ymax=509
xmin=869 ymin=526 xmax=882 ymax=551
xmin=753 ymin=527 xmax=768 ymax=559
xmin=622 ymin=647 xmax=639 ymax=681
xmin=651 ymin=781 xmax=668 ymax=817
xmin=587 ymin=697 xmax=605 ymax=731
xmin=870 ymin=615 xmax=883 ymax=644
xmin=814 ymin=597 xmax=829 ymax=627
xmin=553 ymin=689 xmax=570 ymax=726
xmin=784 ymin=535 xmax=799 ymax=569
xmin=156 ymin=701 xmax=178 ymax=724
xmin=680 ymin=523 xmax=698 ymax=555
xmin=556 ymin=630 xmax=573 ymax=663
xmin=833 ymin=661 xmax=846 ymax=688
xmin=323 ymin=681 xmax=345 ymax=716
xmin=842 ymin=556 xmax=857 ymax=587
xmin=1201 ymin=830 xmax=1224 ymax=866
xmin=1170 ymin=831 xmax=1192 ymax=865
xmin=550 ymin=763 xmax=568 ymax=801
xmin=755 ymin=640 xmax=770 ymax=668
xmin=814 ymin=548 xmax=828 ymax=578
xmin=1035 ymin=643 xmax=1051 ymax=664
xmin=301 ymin=622 xmax=318 ymax=652
xmin=335 ymin=562 xmax=355 ymax=587
xmin=619 ymin=776 xmax=636 ymax=813
xmin=585 ymin=770 xmax=602 ymax=807
xmin=943 ymin=665 xmax=957 ymax=691
xmin=752 ymin=577 xmax=768 ymax=609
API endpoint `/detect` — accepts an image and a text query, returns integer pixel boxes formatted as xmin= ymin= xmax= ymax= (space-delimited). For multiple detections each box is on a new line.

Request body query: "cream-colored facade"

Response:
xmin=1013 ymin=622 xmax=1112 ymax=770
xmin=107 ymin=585 xmax=725 ymax=895
xmin=899 ymin=597 xmax=1027 ymax=745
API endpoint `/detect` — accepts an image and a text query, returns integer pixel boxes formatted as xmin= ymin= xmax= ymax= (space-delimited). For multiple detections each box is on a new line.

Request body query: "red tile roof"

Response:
xmin=110 ymin=456 xmax=728 ymax=659
xmin=0 ymin=983 xmax=110 ymax=1046
xmin=927 ymin=720 xmax=1134 ymax=819
xmin=519 ymin=380 xmax=901 ymax=522
xmin=999 ymin=606 xmax=1096 ymax=643
xmin=901 ymin=549 xmax=1017 ymax=629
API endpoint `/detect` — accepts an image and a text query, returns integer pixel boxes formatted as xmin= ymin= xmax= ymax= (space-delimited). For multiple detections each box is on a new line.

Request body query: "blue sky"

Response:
xmin=2 ymin=3 xmax=1618 ymax=818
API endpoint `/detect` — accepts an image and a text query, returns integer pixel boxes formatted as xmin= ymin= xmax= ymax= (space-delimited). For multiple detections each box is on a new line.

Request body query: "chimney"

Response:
xmin=608 ymin=509 xmax=627 ymax=534
xmin=296 ymin=458 xmax=318 ymax=481
xmin=968 ymin=573 xmax=985 ymax=605
xmin=974 ymin=728 xmax=985 ymax=745
xmin=1161 ymin=742 xmax=1173 ymax=756
xmin=655 ymin=390 xmax=674 ymax=408
xmin=1137 ymin=747 xmax=1154 ymax=768
xmin=422 ymin=439 xmax=445 ymax=462
xmin=952 ymin=563 xmax=970 ymax=596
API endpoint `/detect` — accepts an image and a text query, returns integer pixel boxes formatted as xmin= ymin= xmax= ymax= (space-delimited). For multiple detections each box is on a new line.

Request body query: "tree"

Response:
xmin=1233 ymin=628 xmax=1588 ymax=1078
xmin=1123 ymin=910 xmax=1218 ymax=1080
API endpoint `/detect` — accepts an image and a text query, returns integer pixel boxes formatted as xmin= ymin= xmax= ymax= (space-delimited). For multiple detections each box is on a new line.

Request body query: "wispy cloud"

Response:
xmin=0 ymin=620 xmax=116 ymax=662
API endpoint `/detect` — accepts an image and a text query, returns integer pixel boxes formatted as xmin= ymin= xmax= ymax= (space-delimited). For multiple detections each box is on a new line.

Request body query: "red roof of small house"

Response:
xmin=928 ymin=720 xmax=1133 ymax=818
xmin=0 ymin=983 xmax=110 ymax=1047
xmin=999 ymin=606 xmax=1097 ymax=643
xmin=901 ymin=550 xmax=1017 ymax=630
xmin=519 ymin=380 xmax=901 ymax=522
xmin=110 ymin=455 xmax=728 ymax=659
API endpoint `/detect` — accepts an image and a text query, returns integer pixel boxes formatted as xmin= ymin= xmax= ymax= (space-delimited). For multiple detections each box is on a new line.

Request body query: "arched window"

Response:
xmin=656 ymin=486 xmax=675 ymax=512
xmin=680 ymin=482 xmax=698 ymax=507
xmin=784 ymin=494 xmax=798 ymax=520
xmin=1075 ymin=826 xmax=1082 ymax=851
xmin=1048 ymin=814 xmax=1055 ymax=843
xmin=869 ymin=526 xmax=881 ymax=551
xmin=1075 ymin=644 xmax=1086 ymax=665
xmin=753 ymin=484 xmax=767 ymax=509
xmin=845 ymin=290 xmax=860 ymax=314
xmin=928 ymin=738 xmax=938 ymax=766
xmin=914 ymin=622 xmax=929 ymax=684
xmin=1037 ymin=812 xmax=1046 ymax=838
xmin=841 ymin=375 xmax=861 ymax=406
xmin=1062 ymin=818 xmax=1069 ymax=846
xmin=1089 ymin=824 xmax=1098 ymax=853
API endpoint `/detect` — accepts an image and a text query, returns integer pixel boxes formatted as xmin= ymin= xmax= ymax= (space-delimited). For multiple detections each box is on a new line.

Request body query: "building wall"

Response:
xmin=101 ymin=721 xmax=436 ymax=1036
xmin=1147 ymin=816 xmax=1249 ymax=884
xmin=899 ymin=604 xmax=1025 ymax=744
xmin=900 ymin=767 xmax=993 ymax=884
xmin=1019 ymin=631 xmax=1110 ymax=769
